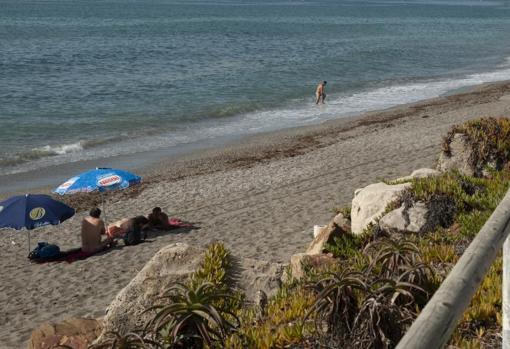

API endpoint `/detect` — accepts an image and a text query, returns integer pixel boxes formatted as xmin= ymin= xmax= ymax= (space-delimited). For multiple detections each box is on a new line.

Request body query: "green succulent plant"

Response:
xmin=365 ymin=238 xmax=421 ymax=278
xmin=305 ymin=269 xmax=366 ymax=334
xmin=145 ymin=281 xmax=239 ymax=348
xmin=351 ymin=279 xmax=425 ymax=349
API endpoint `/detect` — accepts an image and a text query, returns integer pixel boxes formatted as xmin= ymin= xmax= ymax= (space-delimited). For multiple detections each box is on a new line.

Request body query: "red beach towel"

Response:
xmin=30 ymin=247 xmax=108 ymax=264
xmin=168 ymin=218 xmax=192 ymax=228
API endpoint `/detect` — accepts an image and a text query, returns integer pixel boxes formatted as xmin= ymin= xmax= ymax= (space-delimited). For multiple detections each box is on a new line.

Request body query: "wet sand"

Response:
xmin=1 ymin=81 xmax=510 ymax=348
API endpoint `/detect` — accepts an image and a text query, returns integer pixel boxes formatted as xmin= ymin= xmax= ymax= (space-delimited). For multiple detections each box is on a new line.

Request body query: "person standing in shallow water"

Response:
xmin=315 ymin=81 xmax=327 ymax=104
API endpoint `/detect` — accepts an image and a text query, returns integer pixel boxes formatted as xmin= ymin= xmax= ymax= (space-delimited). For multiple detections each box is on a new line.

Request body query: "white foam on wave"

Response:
xmin=4 ymin=62 xmax=510 ymax=176
xmin=34 ymin=141 xmax=85 ymax=156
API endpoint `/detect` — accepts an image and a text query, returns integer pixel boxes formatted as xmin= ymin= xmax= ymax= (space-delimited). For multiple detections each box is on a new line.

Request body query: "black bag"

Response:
xmin=123 ymin=226 xmax=142 ymax=246
xmin=28 ymin=242 xmax=61 ymax=260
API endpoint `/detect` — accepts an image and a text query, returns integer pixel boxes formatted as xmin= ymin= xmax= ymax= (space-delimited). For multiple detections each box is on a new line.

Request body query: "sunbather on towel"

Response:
xmin=147 ymin=207 xmax=172 ymax=230
xmin=107 ymin=216 xmax=149 ymax=239
xmin=81 ymin=208 xmax=113 ymax=253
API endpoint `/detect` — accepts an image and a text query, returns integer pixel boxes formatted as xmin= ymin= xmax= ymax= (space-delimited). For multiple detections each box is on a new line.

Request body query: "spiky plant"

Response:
xmin=144 ymin=281 xmax=239 ymax=349
xmin=365 ymin=239 xmax=422 ymax=278
xmin=351 ymin=279 xmax=426 ymax=349
xmin=305 ymin=269 xmax=367 ymax=336
xmin=88 ymin=332 xmax=159 ymax=349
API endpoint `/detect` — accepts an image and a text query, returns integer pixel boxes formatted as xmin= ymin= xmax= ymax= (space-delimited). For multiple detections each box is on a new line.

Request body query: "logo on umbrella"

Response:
xmin=29 ymin=207 xmax=46 ymax=220
xmin=58 ymin=177 xmax=79 ymax=190
xmin=97 ymin=174 xmax=122 ymax=187
xmin=0 ymin=206 xmax=3 ymax=213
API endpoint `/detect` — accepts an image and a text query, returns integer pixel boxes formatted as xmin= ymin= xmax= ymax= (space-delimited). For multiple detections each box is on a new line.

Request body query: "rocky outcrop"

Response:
xmin=379 ymin=193 xmax=457 ymax=235
xmin=97 ymin=243 xmax=286 ymax=341
xmin=234 ymin=257 xmax=286 ymax=301
xmin=379 ymin=201 xmax=428 ymax=234
xmin=98 ymin=243 xmax=204 ymax=341
xmin=289 ymin=253 xmax=337 ymax=280
xmin=27 ymin=318 xmax=102 ymax=349
xmin=306 ymin=213 xmax=351 ymax=255
xmin=396 ymin=168 xmax=441 ymax=182
xmin=351 ymin=182 xmax=411 ymax=235
xmin=437 ymin=133 xmax=475 ymax=176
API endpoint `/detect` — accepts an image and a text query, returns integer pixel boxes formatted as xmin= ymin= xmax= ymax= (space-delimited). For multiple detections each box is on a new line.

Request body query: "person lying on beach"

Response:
xmin=81 ymin=207 xmax=113 ymax=253
xmin=315 ymin=80 xmax=327 ymax=104
xmin=107 ymin=215 xmax=150 ymax=241
xmin=147 ymin=206 xmax=172 ymax=230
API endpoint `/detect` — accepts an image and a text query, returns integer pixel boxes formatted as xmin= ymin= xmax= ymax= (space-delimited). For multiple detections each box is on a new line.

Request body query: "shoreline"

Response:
xmin=2 ymin=79 xmax=510 ymax=200
xmin=2 ymin=79 xmax=510 ymax=348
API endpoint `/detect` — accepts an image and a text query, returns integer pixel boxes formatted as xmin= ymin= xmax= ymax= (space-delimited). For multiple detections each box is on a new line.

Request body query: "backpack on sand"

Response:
xmin=28 ymin=242 xmax=61 ymax=260
xmin=123 ymin=226 xmax=142 ymax=246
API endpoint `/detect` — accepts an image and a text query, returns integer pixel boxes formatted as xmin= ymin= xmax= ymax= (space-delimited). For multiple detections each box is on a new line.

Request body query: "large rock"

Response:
xmin=306 ymin=213 xmax=351 ymax=255
xmin=234 ymin=257 xmax=286 ymax=301
xmin=379 ymin=193 xmax=456 ymax=235
xmin=98 ymin=243 xmax=204 ymax=341
xmin=379 ymin=202 xmax=428 ymax=234
xmin=27 ymin=318 xmax=102 ymax=349
xmin=97 ymin=243 xmax=286 ymax=341
xmin=351 ymin=182 xmax=411 ymax=235
xmin=437 ymin=133 xmax=475 ymax=176
xmin=396 ymin=168 xmax=441 ymax=182
xmin=290 ymin=253 xmax=337 ymax=280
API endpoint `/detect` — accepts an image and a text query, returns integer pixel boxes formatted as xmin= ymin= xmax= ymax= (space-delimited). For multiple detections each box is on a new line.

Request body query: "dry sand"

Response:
xmin=2 ymin=81 xmax=510 ymax=348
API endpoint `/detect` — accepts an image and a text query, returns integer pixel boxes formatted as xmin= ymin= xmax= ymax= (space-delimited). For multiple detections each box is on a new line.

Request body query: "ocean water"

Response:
xmin=2 ymin=0 xmax=510 ymax=175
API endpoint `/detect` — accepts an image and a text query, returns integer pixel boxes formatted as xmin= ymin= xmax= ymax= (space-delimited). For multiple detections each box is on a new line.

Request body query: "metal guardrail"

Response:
xmin=396 ymin=189 xmax=510 ymax=349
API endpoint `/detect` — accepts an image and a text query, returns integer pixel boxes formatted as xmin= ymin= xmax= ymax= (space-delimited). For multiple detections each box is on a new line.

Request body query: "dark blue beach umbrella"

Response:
xmin=0 ymin=194 xmax=75 ymax=252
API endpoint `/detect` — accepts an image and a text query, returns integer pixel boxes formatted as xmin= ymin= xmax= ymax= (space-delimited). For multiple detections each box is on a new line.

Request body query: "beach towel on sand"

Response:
xmin=168 ymin=218 xmax=192 ymax=228
xmin=29 ymin=246 xmax=112 ymax=264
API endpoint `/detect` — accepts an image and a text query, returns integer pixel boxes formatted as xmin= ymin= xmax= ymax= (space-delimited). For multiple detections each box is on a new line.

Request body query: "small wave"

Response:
xmin=35 ymin=142 xmax=84 ymax=156
xmin=0 ymin=137 xmax=123 ymax=169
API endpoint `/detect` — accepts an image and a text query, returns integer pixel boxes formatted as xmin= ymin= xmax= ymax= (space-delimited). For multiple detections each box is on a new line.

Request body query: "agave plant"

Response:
xmin=88 ymin=332 xmax=159 ymax=349
xmin=365 ymin=238 xmax=422 ymax=278
xmin=144 ymin=281 xmax=239 ymax=348
xmin=305 ymin=269 xmax=367 ymax=335
xmin=351 ymin=279 xmax=426 ymax=349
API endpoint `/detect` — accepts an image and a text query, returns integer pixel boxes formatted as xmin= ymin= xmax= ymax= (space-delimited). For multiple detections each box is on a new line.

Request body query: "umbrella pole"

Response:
xmin=101 ymin=193 xmax=107 ymax=228
xmin=28 ymin=231 xmax=30 ymax=254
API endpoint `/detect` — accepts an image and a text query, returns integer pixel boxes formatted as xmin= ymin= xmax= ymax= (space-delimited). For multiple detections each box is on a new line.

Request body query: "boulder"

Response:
xmin=379 ymin=202 xmax=428 ymax=234
xmin=290 ymin=253 xmax=337 ymax=280
xmin=379 ymin=193 xmax=456 ymax=235
xmin=351 ymin=182 xmax=411 ymax=235
xmin=396 ymin=168 xmax=441 ymax=182
xmin=27 ymin=318 xmax=102 ymax=349
xmin=98 ymin=243 xmax=205 ymax=341
xmin=378 ymin=206 xmax=407 ymax=233
xmin=437 ymin=133 xmax=475 ymax=176
xmin=97 ymin=243 xmax=287 ymax=342
xmin=306 ymin=213 xmax=351 ymax=255
xmin=234 ymin=257 xmax=286 ymax=301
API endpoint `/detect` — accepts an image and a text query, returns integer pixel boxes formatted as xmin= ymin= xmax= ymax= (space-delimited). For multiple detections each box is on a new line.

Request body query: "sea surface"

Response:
xmin=2 ymin=0 xmax=510 ymax=175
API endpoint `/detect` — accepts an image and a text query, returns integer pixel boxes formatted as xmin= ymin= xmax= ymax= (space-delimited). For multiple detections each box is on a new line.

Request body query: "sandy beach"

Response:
xmin=2 ymin=81 xmax=510 ymax=348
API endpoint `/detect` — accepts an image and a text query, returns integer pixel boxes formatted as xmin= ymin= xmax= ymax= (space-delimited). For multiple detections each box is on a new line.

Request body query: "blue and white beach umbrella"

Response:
xmin=54 ymin=168 xmax=141 ymax=226
xmin=54 ymin=168 xmax=141 ymax=195
xmin=0 ymin=194 xmax=75 ymax=252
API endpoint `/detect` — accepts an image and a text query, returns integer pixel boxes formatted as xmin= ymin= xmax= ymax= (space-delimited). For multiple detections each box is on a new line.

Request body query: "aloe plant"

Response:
xmin=351 ymin=279 xmax=425 ymax=349
xmin=365 ymin=239 xmax=421 ymax=277
xmin=305 ymin=269 xmax=366 ymax=334
xmin=145 ymin=281 xmax=239 ymax=348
